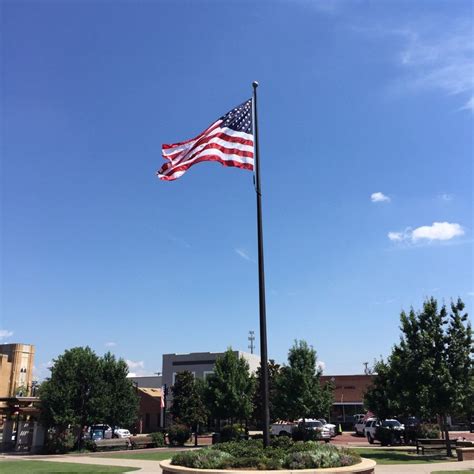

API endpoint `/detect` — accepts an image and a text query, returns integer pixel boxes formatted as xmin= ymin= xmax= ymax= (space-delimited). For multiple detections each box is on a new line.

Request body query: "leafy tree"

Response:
xmin=206 ymin=348 xmax=255 ymax=424
xmin=253 ymin=359 xmax=281 ymax=425
xmin=364 ymin=298 xmax=473 ymax=456
xmin=39 ymin=347 xmax=105 ymax=448
xmin=274 ymin=340 xmax=334 ymax=422
xmin=101 ymin=352 xmax=139 ymax=431
xmin=40 ymin=347 xmax=140 ymax=450
xmin=171 ymin=371 xmax=208 ymax=445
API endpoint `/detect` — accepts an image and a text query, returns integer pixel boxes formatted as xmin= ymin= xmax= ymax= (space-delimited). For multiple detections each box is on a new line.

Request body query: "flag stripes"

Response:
xmin=157 ymin=99 xmax=254 ymax=181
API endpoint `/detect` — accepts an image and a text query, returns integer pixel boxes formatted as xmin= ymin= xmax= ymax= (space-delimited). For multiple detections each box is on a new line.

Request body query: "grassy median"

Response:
xmin=0 ymin=460 xmax=140 ymax=473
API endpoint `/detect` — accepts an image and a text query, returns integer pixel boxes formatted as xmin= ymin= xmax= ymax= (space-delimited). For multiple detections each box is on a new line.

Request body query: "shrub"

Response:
xmin=220 ymin=424 xmax=245 ymax=442
xmin=150 ymin=431 xmax=165 ymax=447
xmin=44 ymin=430 xmax=75 ymax=454
xmin=168 ymin=424 xmax=191 ymax=446
xmin=291 ymin=425 xmax=323 ymax=442
xmin=82 ymin=439 xmax=96 ymax=452
xmin=213 ymin=439 xmax=265 ymax=458
xmin=419 ymin=423 xmax=440 ymax=439
xmin=172 ymin=439 xmax=360 ymax=469
xmin=271 ymin=435 xmax=293 ymax=449
xmin=171 ymin=449 xmax=234 ymax=468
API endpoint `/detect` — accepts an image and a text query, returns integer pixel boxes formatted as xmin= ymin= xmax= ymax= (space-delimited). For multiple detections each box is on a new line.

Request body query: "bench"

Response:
xmin=94 ymin=438 xmax=130 ymax=451
xmin=130 ymin=435 xmax=155 ymax=449
xmin=456 ymin=447 xmax=474 ymax=461
xmin=416 ymin=438 xmax=456 ymax=456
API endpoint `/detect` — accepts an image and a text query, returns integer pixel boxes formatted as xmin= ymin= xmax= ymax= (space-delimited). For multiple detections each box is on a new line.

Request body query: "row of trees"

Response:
xmin=40 ymin=347 xmax=139 ymax=448
xmin=364 ymin=298 xmax=473 ymax=455
xmin=170 ymin=340 xmax=334 ymax=434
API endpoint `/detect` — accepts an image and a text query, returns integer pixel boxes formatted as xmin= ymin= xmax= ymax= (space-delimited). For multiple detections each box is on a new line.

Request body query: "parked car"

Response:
xmin=365 ymin=419 xmax=404 ymax=445
xmin=88 ymin=424 xmax=113 ymax=440
xmin=270 ymin=421 xmax=297 ymax=437
xmin=270 ymin=419 xmax=331 ymax=441
xmin=355 ymin=417 xmax=374 ymax=436
xmin=114 ymin=428 xmax=131 ymax=439
xmin=300 ymin=419 xmax=332 ymax=442
xmin=318 ymin=418 xmax=337 ymax=437
xmin=353 ymin=414 xmax=366 ymax=424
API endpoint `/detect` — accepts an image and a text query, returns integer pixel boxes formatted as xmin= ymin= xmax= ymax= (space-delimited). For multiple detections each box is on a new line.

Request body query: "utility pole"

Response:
xmin=248 ymin=330 xmax=255 ymax=354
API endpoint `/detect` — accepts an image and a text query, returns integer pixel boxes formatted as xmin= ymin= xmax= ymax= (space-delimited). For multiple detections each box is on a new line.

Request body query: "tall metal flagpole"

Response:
xmin=252 ymin=81 xmax=270 ymax=448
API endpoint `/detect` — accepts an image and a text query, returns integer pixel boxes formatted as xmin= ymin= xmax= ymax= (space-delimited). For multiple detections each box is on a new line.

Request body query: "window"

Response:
xmin=203 ymin=371 xmax=214 ymax=380
xmin=145 ymin=413 xmax=150 ymax=429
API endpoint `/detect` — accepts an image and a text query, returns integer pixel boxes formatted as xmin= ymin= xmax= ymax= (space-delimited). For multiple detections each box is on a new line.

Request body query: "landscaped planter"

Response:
xmin=160 ymin=458 xmax=376 ymax=474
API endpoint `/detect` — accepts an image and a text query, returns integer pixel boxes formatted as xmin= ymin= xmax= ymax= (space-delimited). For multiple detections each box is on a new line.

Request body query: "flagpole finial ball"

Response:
xmin=252 ymin=81 xmax=259 ymax=88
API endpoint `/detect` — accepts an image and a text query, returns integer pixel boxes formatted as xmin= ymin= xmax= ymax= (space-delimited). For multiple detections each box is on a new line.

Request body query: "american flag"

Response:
xmin=157 ymin=99 xmax=254 ymax=181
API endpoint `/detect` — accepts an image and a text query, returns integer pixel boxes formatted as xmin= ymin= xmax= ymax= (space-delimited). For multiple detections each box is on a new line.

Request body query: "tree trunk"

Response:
xmin=442 ymin=415 xmax=452 ymax=457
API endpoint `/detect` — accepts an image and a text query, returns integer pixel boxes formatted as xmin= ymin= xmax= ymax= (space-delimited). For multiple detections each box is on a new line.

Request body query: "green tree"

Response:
xmin=274 ymin=340 xmax=334 ymax=422
xmin=171 ymin=371 xmax=208 ymax=445
xmin=252 ymin=359 xmax=281 ymax=425
xmin=39 ymin=347 xmax=105 ymax=448
xmin=101 ymin=352 xmax=139 ymax=432
xmin=364 ymin=298 xmax=473 ymax=456
xmin=206 ymin=348 xmax=255 ymax=424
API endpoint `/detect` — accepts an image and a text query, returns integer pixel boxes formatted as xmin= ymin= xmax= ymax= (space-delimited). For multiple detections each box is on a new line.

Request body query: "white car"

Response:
xmin=365 ymin=419 xmax=404 ymax=444
xmin=318 ymin=418 xmax=337 ymax=437
xmin=114 ymin=428 xmax=131 ymax=439
xmin=301 ymin=419 xmax=332 ymax=442
xmin=355 ymin=417 xmax=375 ymax=436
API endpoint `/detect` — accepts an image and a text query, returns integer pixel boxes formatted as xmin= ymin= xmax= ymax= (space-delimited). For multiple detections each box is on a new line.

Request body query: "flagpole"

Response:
xmin=252 ymin=81 xmax=270 ymax=448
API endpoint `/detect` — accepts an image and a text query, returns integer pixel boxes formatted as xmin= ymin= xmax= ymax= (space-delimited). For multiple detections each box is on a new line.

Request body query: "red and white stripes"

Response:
xmin=157 ymin=120 xmax=254 ymax=181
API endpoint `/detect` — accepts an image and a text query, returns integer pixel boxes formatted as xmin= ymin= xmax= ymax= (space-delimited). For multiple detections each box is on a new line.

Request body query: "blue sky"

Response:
xmin=1 ymin=0 xmax=472 ymax=378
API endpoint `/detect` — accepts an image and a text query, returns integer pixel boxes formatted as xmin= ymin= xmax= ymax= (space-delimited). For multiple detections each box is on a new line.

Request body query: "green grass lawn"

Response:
xmin=99 ymin=450 xmax=178 ymax=461
xmin=0 ymin=460 xmax=140 ymax=473
xmin=354 ymin=448 xmax=456 ymax=464
xmin=431 ymin=471 xmax=474 ymax=473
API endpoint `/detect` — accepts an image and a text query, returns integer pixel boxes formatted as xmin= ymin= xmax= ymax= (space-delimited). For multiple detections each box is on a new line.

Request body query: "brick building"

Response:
xmin=135 ymin=387 xmax=162 ymax=434
xmin=320 ymin=374 xmax=374 ymax=424
xmin=0 ymin=343 xmax=35 ymax=398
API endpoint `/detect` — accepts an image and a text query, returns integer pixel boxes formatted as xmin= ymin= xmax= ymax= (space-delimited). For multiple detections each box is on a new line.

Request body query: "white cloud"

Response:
xmin=439 ymin=193 xmax=454 ymax=201
xmin=317 ymin=361 xmax=326 ymax=373
xmin=388 ymin=222 xmax=464 ymax=243
xmin=412 ymin=222 xmax=464 ymax=241
xmin=234 ymin=248 xmax=253 ymax=262
xmin=356 ymin=20 xmax=473 ymax=110
xmin=126 ymin=359 xmax=145 ymax=370
xmin=388 ymin=231 xmax=405 ymax=241
xmin=460 ymin=96 xmax=474 ymax=112
xmin=105 ymin=341 xmax=117 ymax=348
xmin=127 ymin=372 xmax=137 ymax=378
xmin=0 ymin=329 xmax=13 ymax=340
xmin=468 ymin=291 xmax=474 ymax=297
xmin=371 ymin=192 xmax=391 ymax=203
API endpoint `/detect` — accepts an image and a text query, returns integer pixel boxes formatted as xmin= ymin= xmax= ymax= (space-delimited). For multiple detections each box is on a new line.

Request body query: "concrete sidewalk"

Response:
xmin=3 ymin=453 xmax=474 ymax=474
xmin=3 ymin=455 xmax=162 ymax=473
xmin=375 ymin=460 xmax=474 ymax=473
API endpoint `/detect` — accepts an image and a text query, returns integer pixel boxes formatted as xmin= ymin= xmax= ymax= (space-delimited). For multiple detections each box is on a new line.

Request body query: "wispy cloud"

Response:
xmin=126 ymin=359 xmax=145 ymax=370
xmin=460 ymin=96 xmax=474 ymax=112
xmin=439 ymin=193 xmax=454 ymax=201
xmin=388 ymin=221 xmax=464 ymax=244
xmin=234 ymin=248 xmax=254 ymax=262
xmin=397 ymin=23 xmax=473 ymax=101
xmin=105 ymin=341 xmax=117 ymax=348
xmin=371 ymin=192 xmax=391 ymax=203
xmin=167 ymin=233 xmax=191 ymax=249
xmin=0 ymin=329 xmax=13 ymax=340
xmin=356 ymin=19 xmax=473 ymax=110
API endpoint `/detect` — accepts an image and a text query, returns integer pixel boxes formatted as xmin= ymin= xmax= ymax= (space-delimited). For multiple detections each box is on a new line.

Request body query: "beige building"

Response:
xmin=0 ymin=343 xmax=35 ymax=397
